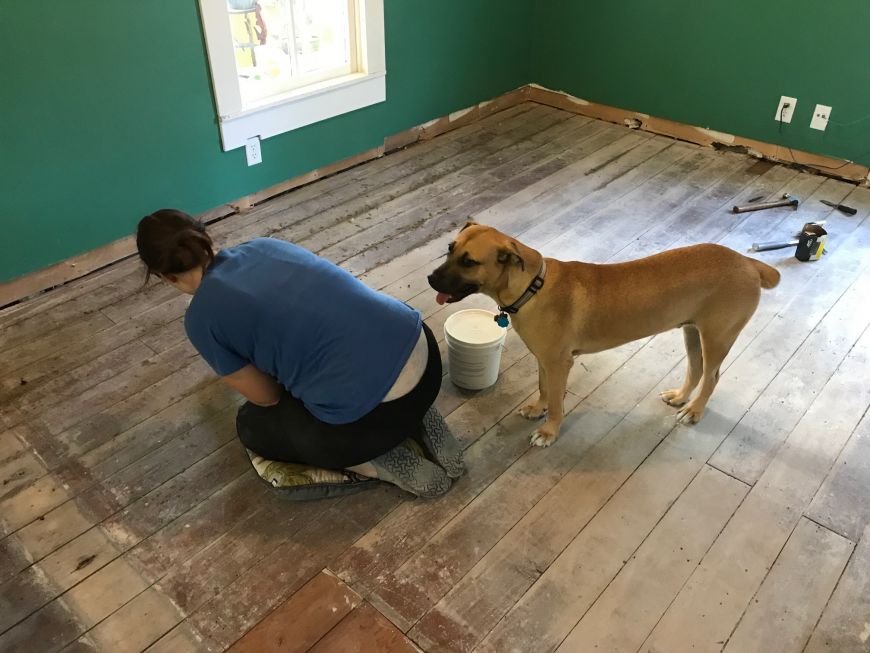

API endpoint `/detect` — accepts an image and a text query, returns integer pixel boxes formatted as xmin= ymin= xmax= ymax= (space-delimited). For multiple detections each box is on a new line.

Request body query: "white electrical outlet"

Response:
xmin=245 ymin=136 xmax=262 ymax=166
xmin=775 ymin=96 xmax=797 ymax=123
xmin=810 ymin=104 xmax=832 ymax=131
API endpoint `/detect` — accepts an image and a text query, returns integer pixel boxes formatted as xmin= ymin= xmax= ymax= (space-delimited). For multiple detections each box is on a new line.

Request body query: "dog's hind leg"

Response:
xmin=661 ymin=325 xmax=702 ymax=407
xmin=676 ymin=323 xmax=742 ymax=424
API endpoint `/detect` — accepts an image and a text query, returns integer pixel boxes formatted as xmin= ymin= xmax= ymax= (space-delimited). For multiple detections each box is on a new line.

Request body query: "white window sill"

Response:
xmin=218 ymin=71 xmax=386 ymax=151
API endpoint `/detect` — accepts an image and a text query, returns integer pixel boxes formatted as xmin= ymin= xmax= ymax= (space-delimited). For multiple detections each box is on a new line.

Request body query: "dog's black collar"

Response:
xmin=495 ymin=260 xmax=546 ymax=327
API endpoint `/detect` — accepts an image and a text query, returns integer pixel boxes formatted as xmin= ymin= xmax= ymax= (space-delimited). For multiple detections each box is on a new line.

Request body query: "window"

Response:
xmin=199 ymin=0 xmax=385 ymax=151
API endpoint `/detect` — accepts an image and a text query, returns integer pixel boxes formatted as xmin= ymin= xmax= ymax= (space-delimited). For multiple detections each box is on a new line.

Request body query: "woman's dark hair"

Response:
xmin=136 ymin=209 xmax=214 ymax=283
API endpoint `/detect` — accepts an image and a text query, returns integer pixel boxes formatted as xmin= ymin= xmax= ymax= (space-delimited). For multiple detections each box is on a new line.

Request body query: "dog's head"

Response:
xmin=427 ymin=221 xmax=527 ymax=304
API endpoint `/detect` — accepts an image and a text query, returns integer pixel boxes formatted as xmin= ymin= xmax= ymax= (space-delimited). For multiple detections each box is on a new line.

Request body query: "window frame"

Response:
xmin=199 ymin=0 xmax=386 ymax=151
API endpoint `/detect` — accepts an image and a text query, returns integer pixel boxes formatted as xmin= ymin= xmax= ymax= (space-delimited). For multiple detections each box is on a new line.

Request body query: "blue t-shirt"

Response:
xmin=184 ymin=237 xmax=422 ymax=424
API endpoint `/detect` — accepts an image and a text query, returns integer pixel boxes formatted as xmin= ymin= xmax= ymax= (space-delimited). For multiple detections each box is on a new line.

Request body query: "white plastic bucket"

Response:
xmin=444 ymin=309 xmax=507 ymax=390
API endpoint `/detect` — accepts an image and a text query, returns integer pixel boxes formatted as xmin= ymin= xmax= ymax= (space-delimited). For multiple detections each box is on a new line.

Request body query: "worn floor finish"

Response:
xmin=2 ymin=102 xmax=869 ymax=652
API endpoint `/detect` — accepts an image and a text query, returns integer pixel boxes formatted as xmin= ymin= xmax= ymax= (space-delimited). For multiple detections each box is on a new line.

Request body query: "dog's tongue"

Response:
xmin=436 ymin=292 xmax=450 ymax=305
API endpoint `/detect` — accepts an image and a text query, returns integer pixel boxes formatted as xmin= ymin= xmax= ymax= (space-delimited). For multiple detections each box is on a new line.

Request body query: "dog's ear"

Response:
xmin=497 ymin=241 xmax=525 ymax=271
xmin=460 ymin=218 xmax=477 ymax=232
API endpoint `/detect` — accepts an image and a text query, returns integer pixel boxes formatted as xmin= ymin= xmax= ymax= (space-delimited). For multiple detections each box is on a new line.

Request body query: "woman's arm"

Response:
xmin=221 ymin=365 xmax=283 ymax=407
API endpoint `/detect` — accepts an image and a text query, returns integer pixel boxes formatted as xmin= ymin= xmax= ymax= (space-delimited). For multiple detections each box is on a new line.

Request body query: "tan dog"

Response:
xmin=428 ymin=222 xmax=780 ymax=447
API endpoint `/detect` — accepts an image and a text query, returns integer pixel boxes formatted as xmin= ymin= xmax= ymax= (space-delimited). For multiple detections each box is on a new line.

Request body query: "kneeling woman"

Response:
xmin=136 ymin=209 xmax=463 ymax=497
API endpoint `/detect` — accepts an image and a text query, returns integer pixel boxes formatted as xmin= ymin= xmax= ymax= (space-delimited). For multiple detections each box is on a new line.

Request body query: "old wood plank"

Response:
xmin=409 ymin=357 xmax=688 ymax=650
xmin=0 ymin=563 xmax=57 ymax=634
xmin=226 ymin=571 xmax=362 ymax=653
xmin=0 ymin=597 xmax=83 ymax=653
xmin=0 ymin=532 xmax=32 ymax=586
xmin=123 ymin=472 xmax=269 ymax=584
xmin=551 ymin=466 xmax=747 ymax=653
xmin=807 ymin=409 xmax=870 ymax=542
xmin=303 ymin=110 xmax=583 ymax=260
xmin=641 ymin=327 xmax=870 ymax=653
xmin=551 ymin=156 xmax=824 ymax=262
xmin=154 ymin=495 xmax=326 ymax=617
xmin=0 ymin=311 xmax=115 ymax=378
xmin=284 ymin=107 xmax=575 ymax=254
xmin=63 ymin=556 xmax=149 ymax=630
xmin=0 ymin=527 xmax=119 ymax=647
xmin=0 ymin=473 xmax=70 ymax=537
xmin=84 ymin=588 xmax=181 ymax=653
xmin=74 ymin=382 xmax=238 ymax=486
xmin=486 ymin=138 xmax=698 ymax=256
xmin=187 ymin=487 xmax=399 ymax=652
xmin=0 ymin=257 xmax=140 ymax=331
xmin=14 ymin=500 xmax=94 ymax=563
xmin=139 ymin=315 xmax=186 ymax=354
xmin=609 ymin=164 xmax=802 ymax=264
xmin=342 ymin=136 xmax=664 ymax=278
xmin=38 ymin=527 xmax=119 ymax=595
xmin=723 ymin=518 xmax=853 ymax=653
xmin=100 ymin=438 xmax=250 ymax=553
xmin=0 ymin=427 xmax=26 ymax=463
xmin=340 ymin=125 xmax=648 ymax=278
xmin=218 ymin=104 xmax=534 ymax=239
xmin=1 ymin=340 xmax=155 ymax=428
xmin=709 ymin=261 xmax=870 ymax=485
xmin=39 ymin=344 xmax=203 ymax=438
xmin=0 ymin=450 xmax=45 ymax=502
xmin=0 ymin=295 xmax=191 ymax=411
xmin=144 ymin=622 xmax=210 ymax=653
xmin=9 ymin=419 xmax=240 ymax=578
xmin=804 ymin=524 xmax=870 ymax=653
xmin=73 ymin=405 xmax=238 ymax=526
xmin=307 ymin=602 xmax=420 ymax=653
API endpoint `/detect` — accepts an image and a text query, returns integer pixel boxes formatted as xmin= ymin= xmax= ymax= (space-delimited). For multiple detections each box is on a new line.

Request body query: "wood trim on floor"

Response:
xmin=526 ymin=84 xmax=870 ymax=186
xmin=0 ymin=86 xmax=530 ymax=310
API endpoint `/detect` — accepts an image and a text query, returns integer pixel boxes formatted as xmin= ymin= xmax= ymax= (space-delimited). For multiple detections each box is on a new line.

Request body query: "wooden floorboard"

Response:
xmin=2 ymin=102 xmax=869 ymax=652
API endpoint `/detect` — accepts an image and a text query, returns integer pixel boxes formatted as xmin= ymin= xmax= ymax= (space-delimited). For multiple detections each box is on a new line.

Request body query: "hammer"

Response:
xmin=733 ymin=193 xmax=800 ymax=214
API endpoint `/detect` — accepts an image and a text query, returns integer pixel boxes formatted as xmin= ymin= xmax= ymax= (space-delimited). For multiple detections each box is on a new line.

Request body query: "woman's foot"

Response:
xmin=370 ymin=439 xmax=451 ymax=498
xmin=418 ymin=406 xmax=465 ymax=479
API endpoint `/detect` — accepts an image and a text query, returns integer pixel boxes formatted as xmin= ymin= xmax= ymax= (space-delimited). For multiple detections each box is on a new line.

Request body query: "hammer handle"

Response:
xmin=732 ymin=199 xmax=798 ymax=213
xmin=752 ymin=239 xmax=799 ymax=252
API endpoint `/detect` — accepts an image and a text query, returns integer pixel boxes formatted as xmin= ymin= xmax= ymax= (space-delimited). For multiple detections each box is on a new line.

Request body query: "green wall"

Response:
xmin=0 ymin=1 xmax=530 ymax=282
xmin=5 ymin=1 xmax=868 ymax=282
xmin=533 ymin=1 xmax=870 ymax=169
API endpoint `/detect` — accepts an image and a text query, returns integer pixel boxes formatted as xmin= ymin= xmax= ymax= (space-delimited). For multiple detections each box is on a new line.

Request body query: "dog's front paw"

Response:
xmin=675 ymin=400 xmax=705 ymax=424
xmin=519 ymin=402 xmax=548 ymax=420
xmin=530 ymin=422 xmax=558 ymax=447
xmin=660 ymin=389 xmax=689 ymax=407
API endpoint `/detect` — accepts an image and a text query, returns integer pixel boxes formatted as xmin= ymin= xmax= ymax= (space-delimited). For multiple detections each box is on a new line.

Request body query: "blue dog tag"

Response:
xmin=495 ymin=313 xmax=510 ymax=328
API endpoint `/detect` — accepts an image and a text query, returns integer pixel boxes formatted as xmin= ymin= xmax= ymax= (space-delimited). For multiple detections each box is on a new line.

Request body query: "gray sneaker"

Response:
xmin=370 ymin=439 xmax=451 ymax=498
xmin=418 ymin=406 xmax=465 ymax=479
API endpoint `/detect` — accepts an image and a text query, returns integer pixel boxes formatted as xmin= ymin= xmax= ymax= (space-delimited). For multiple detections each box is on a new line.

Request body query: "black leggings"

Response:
xmin=235 ymin=323 xmax=442 ymax=469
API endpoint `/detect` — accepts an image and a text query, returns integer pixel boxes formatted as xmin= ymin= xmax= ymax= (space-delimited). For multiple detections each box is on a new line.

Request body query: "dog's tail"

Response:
xmin=748 ymin=257 xmax=781 ymax=289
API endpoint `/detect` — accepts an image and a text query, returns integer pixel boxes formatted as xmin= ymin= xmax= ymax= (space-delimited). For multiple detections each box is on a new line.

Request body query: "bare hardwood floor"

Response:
xmin=2 ymin=102 xmax=869 ymax=652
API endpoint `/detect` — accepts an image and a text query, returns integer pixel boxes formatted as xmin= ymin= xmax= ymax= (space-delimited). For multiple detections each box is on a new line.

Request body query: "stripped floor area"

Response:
xmin=2 ymin=102 xmax=870 ymax=652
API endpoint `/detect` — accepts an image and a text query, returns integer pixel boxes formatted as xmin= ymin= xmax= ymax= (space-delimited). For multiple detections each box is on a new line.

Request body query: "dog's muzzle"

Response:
xmin=427 ymin=272 xmax=479 ymax=305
